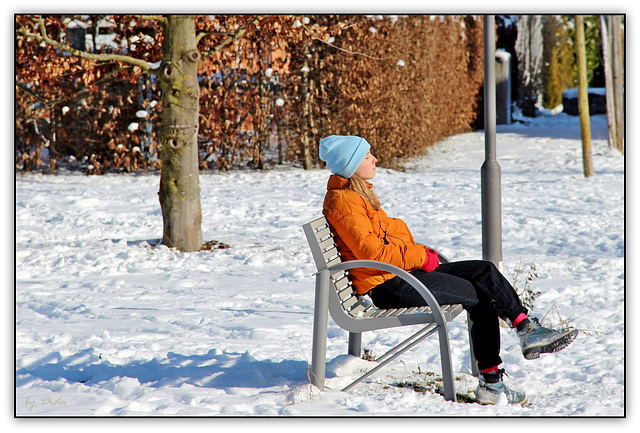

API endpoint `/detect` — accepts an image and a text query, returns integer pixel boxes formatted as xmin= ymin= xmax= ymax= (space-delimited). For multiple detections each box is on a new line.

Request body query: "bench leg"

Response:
xmin=348 ymin=332 xmax=361 ymax=357
xmin=437 ymin=325 xmax=456 ymax=402
xmin=310 ymin=269 xmax=330 ymax=391
xmin=467 ymin=313 xmax=479 ymax=377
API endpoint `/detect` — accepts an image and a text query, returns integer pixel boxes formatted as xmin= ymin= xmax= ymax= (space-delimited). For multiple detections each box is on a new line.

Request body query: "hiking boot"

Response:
xmin=517 ymin=317 xmax=578 ymax=360
xmin=475 ymin=369 xmax=527 ymax=405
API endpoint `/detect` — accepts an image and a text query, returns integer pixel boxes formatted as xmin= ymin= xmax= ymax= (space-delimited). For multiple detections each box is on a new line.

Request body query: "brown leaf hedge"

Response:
xmin=16 ymin=15 xmax=485 ymax=174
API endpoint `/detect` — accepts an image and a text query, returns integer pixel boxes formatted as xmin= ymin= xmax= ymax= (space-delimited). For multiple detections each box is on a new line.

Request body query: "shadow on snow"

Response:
xmin=17 ymin=348 xmax=310 ymax=391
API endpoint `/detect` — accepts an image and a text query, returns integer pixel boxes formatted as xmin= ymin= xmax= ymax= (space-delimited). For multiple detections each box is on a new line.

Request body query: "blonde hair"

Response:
xmin=347 ymin=175 xmax=381 ymax=211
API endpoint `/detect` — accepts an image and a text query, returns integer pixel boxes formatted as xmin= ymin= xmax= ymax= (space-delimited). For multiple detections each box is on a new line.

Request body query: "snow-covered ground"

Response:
xmin=15 ymin=113 xmax=626 ymax=420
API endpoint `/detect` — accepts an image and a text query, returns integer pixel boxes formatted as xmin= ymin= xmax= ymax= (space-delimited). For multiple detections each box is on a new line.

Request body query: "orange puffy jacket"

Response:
xmin=322 ymin=175 xmax=428 ymax=294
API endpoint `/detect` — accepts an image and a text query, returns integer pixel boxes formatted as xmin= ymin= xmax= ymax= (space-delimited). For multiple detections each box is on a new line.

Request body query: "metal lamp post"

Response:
xmin=481 ymin=15 xmax=503 ymax=270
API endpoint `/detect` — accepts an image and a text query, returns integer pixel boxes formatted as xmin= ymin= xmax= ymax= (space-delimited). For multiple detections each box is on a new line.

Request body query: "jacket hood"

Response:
xmin=326 ymin=174 xmax=373 ymax=191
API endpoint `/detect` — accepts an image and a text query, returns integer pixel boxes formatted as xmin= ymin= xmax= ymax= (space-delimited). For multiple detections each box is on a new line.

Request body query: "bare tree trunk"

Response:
xmin=158 ymin=15 xmax=203 ymax=251
xmin=575 ymin=15 xmax=594 ymax=178
xmin=515 ymin=15 xmax=544 ymax=116
xmin=300 ymin=44 xmax=313 ymax=170
xmin=612 ymin=15 xmax=624 ymax=155
xmin=600 ymin=15 xmax=617 ymax=151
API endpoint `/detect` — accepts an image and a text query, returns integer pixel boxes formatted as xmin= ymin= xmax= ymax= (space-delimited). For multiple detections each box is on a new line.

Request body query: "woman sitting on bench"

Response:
xmin=319 ymin=135 xmax=578 ymax=406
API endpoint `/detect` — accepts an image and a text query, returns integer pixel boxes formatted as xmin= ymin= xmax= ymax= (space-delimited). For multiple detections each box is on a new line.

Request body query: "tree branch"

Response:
xmin=199 ymin=17 xmax=261 ymax=58
xmin=196 ymin=30 xmax=246 ymax=44
xmin=16 ymin=82 xmax=55 ymax=106
xmin=302 ymin=22 xmax=389 ymax=61
xmin=138 ymin=15 xmax=168 ymax=26
xmin=68 ymin=65 xmax=140 ymax=103
xmin=16 ymin=64 xmax=139 ymax=108
xmin=20 ymin=15 xmax=153 ymax=71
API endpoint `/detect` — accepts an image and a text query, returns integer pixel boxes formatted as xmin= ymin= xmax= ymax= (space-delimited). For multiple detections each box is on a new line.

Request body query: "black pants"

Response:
xmin=369 ymin=260 xmax=527 ymax=371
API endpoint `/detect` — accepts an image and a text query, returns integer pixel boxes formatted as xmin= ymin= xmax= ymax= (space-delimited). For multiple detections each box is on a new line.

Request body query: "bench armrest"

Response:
xmin=325 ymin=260 xmax=449 ymax=329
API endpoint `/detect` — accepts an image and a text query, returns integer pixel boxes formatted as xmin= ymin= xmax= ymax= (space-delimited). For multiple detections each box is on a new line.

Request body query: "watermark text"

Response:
xmin=25 ymin=395 xmax=67 ymax=412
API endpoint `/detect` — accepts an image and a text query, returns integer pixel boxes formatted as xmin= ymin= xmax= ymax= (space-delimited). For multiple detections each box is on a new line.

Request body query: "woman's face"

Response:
xmin=354 ymin=151 xmax=377 ymax=180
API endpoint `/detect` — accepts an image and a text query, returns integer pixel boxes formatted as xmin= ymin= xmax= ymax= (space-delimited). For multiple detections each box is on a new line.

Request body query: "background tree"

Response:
xmin=604 ymin=15 xmax=625 ymax=154
xmin=16 ymin=14 xmax=303 ymax=252
xmin=574 ymin=15 xmax=594 ymax=178
xmin=541 ymin=16 xmax=573 ymax=109
xmin=156 ymin=15 xmax=203 ymax=251
xmin=515 ymin=15 xmax=544 ymax=117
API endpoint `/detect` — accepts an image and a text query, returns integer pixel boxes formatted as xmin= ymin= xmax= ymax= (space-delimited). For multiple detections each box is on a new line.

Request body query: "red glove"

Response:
xmin=421 ymin=248 xmax=440 ymax=272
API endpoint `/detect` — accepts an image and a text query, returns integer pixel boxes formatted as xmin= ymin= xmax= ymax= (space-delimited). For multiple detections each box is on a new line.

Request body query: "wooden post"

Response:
xmin=574 ymin=15 xmax=594 ymax=178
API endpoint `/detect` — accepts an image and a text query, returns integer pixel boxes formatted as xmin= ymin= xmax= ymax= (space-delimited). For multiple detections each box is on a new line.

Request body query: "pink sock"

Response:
xmin=481 ymin=365 xmax=500 ymax=374
xmin=512 ymin=313 xmax=528 ymax=327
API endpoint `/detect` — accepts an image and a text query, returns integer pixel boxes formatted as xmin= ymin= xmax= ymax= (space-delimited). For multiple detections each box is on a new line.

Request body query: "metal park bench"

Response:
xmin=303 ymin=216 xmax=477 ymax=401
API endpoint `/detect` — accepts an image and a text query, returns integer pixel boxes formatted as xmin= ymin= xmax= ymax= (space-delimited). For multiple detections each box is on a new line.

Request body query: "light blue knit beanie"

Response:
xmin=319 ymin=135 xmax=371 ymax=178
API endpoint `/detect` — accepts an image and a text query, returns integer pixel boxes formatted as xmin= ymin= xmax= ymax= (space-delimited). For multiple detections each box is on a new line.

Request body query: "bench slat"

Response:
xmin=348 ymin=303 xmax=367 ymax=317
xmin=322 ymin=247 xmax=340 ymax=263
xmin=367 ymin=309 xmax=385 ymax=318
xmin=333 ymin=271 xmax=349 ymax=285
xmin=379 ymin=309 xmax=399 ymax=317
xmin=309 ymin=217 xmax=329 ymax=230
xmin=334 ymin=280 xmax=351 ymax=294
xmin=388 ymin=308 xmax=409 ymax=317
xmin=326 ymin=256 xmax=342 ymax=269
xmin=341 ymin=294 xmax=359 ymax=310
xmin=337 ymin=286 xmax=354 ymax=302
xmin=318 ymin=237 xmax=336 ymax=251
xmin=314 ymin=226 xmax=332 ymax=241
